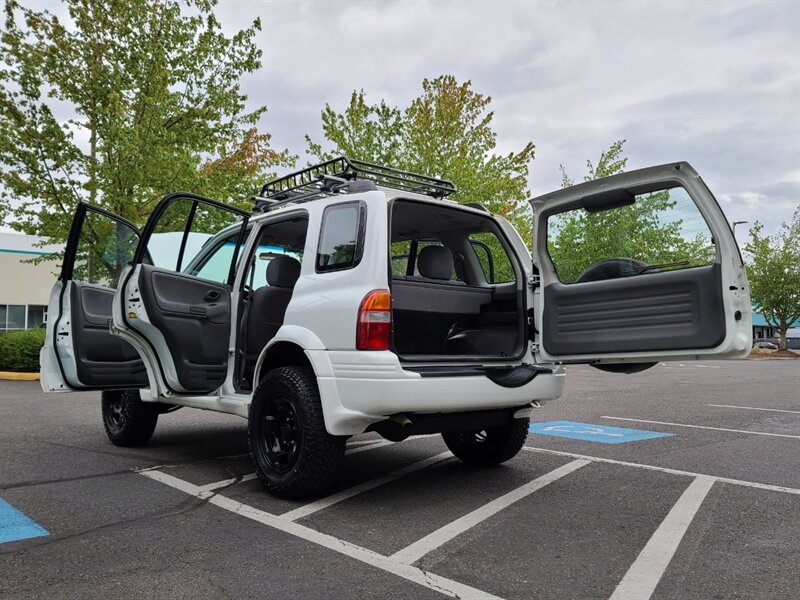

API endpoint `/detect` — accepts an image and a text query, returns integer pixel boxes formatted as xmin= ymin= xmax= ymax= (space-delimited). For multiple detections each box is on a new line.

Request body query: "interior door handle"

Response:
xmin=204 ymin=290 xmax=221 ymax=302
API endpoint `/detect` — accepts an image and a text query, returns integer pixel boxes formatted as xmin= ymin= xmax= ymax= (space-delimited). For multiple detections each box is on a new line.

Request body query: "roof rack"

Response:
xmin=257 ymin=157 xmax=456 ymax=210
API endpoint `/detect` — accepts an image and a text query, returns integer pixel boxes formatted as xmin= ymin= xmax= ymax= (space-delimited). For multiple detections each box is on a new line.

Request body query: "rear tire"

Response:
xmin=248 ymin=366 xmax=346 ymax=499
xmin=442 ymin=418 xmax=529 ymax=466
xmin=101 ymin=389 xmax=158 ymax=447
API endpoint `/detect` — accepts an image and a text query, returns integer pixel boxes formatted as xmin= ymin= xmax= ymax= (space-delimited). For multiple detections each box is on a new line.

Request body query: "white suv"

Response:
xmin=40 ymin=157 xmax=752 ymax=497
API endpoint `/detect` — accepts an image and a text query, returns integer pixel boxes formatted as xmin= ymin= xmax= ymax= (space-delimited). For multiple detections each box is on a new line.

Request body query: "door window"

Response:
xmin=546 ymin=186 xmax=716 ymax=284
xmin=469 ymin=232 xmax=516 ymax=284
xmin=67 ymin=208 xmax=140 ymax=288
xmin=141 ymin=196 xmax=247 ymax=284
xmin=245 ymin=216 xmax=308 ymax=290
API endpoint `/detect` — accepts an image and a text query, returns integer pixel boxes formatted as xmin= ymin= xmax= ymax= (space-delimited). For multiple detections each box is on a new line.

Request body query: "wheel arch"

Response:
xmin=252 ymin=326 xmax=327 ymax=387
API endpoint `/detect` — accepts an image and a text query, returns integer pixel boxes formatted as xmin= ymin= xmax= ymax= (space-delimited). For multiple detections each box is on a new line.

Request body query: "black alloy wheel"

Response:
xmin=259 ymin=397 xmax=302 ymax=473
xmin=101 ymin=389 xmax=159 ymax=446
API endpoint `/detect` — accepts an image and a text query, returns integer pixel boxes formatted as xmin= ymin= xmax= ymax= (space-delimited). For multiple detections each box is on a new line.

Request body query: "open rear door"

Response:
xmin=41 ymin=203 xmax=149 ymax=392
xmin=531 ymin=162 xmax=751 ymax=368
xmin=111 ymin=193 xmax=248 ymax=396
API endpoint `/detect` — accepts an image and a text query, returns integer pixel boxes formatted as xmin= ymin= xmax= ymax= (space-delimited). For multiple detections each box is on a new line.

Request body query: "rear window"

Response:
xmin=316 ymin=202 xmax=365 ymax=272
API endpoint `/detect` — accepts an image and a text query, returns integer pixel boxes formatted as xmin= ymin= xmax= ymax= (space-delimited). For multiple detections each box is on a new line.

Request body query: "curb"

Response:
xmin=0 ymin=371 xmax=40 ymax=381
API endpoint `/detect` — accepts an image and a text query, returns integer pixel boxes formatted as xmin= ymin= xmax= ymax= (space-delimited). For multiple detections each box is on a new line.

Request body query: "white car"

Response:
xmin=40 ymin=158 xmax=752 ymax=497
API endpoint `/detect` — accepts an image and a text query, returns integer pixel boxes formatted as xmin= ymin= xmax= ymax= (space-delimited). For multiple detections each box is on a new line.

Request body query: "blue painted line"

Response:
xmin=528 ymin=420 xmax=674 ymax=444
xmin=0 ymin=499 xmax=49 ymax=544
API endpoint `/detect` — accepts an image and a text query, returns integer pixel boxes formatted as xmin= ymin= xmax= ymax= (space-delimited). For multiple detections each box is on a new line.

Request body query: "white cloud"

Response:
xmin=3 ymin=0 xmax=798 ymax=237
xmin=215 ymin=0 xmax=799 ymax=235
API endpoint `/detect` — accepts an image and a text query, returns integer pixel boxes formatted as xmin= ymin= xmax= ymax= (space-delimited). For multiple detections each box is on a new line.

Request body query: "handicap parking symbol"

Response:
xmin=528 ymin=420 xmax=673 ymax=444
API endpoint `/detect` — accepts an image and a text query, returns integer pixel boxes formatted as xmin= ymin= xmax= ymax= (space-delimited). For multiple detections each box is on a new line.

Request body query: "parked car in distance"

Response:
xmin=754 ymin=341 xmax=778 ymax=350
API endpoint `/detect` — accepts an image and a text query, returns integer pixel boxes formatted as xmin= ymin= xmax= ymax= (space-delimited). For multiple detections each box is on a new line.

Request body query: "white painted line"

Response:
xmin=708 ymin=404 xmax=800 ymax=415
xmin=282 ymin=451 xmax=454 ymax=521
xmin=522 ymin=446 xmax=800 ymax=496
xmin=609 ymin=476 xmax=715 ymax=600
xmin=197 ymin=473 xmax=258 ymax=494
xmin=140 ymin=469 xmax=204 ymax=495
xmin=346 ymin=440 xmax=395 ymax=455
xmin=141 ymin=470 xmax=500 ymax=599
xmin=391 ymin=459 xmax=590 ymax=565
xmin=344 ymin=434 xmax=441 ymax=455
xmin=601 ymin=416 xmax=800 ymax=440
xmin=136 ymin=453 xmax=250 ymax=472
xmin=347 ymin=439 xmax=388 ymax=447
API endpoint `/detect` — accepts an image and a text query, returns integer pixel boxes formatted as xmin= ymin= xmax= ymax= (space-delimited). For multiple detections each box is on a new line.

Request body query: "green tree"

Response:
xmin=744 ymin=210 xmax=800 ymax=350
xmin=305 ymin=75 xmax=535 ymax=237
xmin=550 ymin=140 xmax=715 ymax=283
xmin=0 ymin=0 xmax=292 ymax=253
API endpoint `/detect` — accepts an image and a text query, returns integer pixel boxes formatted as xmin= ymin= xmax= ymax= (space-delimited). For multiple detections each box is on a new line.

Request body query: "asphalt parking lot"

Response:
xmin=1 ymin=359 xmax=798 ymax=599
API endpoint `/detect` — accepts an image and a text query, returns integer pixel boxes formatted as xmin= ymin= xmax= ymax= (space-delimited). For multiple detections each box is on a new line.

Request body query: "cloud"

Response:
xmin=2 ymin=0 xmax=797 ymax=238
xmin=213 ymin=0 xmax=798 ymax=236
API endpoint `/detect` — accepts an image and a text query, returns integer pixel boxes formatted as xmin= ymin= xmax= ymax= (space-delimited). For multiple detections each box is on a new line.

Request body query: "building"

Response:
xmin=0 ymin=233 xmax=63 ymax=330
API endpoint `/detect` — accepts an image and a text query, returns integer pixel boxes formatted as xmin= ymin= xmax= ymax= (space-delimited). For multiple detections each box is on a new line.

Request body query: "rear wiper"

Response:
xmin=622 ymin=260 xmax=690 ymax=275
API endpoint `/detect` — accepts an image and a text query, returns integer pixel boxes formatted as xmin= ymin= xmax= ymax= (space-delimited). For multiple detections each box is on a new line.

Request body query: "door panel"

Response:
xmin=531 ymin=162 xmax=752 ymax=364
xmin=69 ymin=282 xmax=148 ymax=386
xmin=542 ymin=263 xmax=725 ymax=355
xmin=113 ymin=193 xmax=248 ymax=396
xmin=41 ymin=203 xmax=147 ymax=392
xmin=135 ymin=265 xmax=230 ymax=392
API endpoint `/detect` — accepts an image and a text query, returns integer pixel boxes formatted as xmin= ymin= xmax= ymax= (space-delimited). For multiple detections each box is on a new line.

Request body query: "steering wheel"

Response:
xmin=576 ymin=258 xmax=648 ymax=283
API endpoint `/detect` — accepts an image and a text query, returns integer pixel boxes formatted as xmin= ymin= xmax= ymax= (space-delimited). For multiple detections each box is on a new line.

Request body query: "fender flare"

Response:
xmin=252 ymin=325 xmax=329 ymax=386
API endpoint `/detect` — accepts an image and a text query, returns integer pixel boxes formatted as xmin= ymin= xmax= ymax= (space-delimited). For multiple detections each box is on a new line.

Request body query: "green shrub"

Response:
xmin=0 ymin=328 xmax=47 ymax=372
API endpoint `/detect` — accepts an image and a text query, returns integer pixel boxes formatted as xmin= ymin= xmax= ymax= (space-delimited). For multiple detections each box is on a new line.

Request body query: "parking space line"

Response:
xmin=346 ymin=440 xmax=395 ymax=455
xmin=281 ymin=451 xmax=454 ymax=521
xmin=197 ymin=473 xmax=258 ymax=494
xmin=140 ymin=469 xmax=501 ymax=599
xmin=523 ymin=446 xmax=800 ymax=495
xmin=601 ymin=416 xmax=800 ymax=440
xmin=707 ymin=404 xmax=800 ymax=415
xmin=390 ymin=459 xmax=590 ymax=565
xmin=609 ymin=476 xmax=715 ymax=600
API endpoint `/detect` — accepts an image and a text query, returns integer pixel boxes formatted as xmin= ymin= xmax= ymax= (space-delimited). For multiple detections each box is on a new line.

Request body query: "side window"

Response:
xmin=191 ymin=238 xmax=237 ymax=283
xmin=69 ymin=208 xmax=139 ymax=288
xmin=143 ymin=197 xmax=246 ymax=284
xmin=469 ymin=233 xmax=515 ymax=284
xmin=316 ymin=202 xmax=364 ymax=273
xmin=546 ymin=186 xmax=716 ymax=284
xmin=391 ymin=240 xmax=411 ymax=276
xmin=244 ymin=216 xmax=308 ymax=290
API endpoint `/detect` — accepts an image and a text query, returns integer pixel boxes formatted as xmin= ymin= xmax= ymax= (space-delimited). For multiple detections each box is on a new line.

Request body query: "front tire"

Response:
xmin=442 ymin=418 xmax=529 ymax=466
xmin=101 ymin=389 xmax=158 ymax=447
xmin=249 ymin=367 xmax=346 ymax=499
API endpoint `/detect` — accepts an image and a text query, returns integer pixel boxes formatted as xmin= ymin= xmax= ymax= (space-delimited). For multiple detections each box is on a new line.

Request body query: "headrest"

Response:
xmin=417 ymin=245 xmax=454 ymax=281
xmin=266 ymin=255 xmax=301 ymax=288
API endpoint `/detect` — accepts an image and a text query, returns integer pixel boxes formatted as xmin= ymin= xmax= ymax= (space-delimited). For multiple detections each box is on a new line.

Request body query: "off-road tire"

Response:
xmin=101 ymin=389 xmax=158 ymax=447
xmin=248 ymin=366 xmax=346 ymax=499
xmin=442 ymin=418 xmax=529 ymax=466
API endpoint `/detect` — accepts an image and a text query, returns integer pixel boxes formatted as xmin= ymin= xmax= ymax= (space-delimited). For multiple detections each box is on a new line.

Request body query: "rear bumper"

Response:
xmin=308 ymin=350 xmax=566 ymax=435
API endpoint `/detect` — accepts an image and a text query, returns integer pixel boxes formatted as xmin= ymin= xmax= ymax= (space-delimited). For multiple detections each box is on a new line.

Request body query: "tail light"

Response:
xmin=356 ymin=289 xmax=391 ymax=350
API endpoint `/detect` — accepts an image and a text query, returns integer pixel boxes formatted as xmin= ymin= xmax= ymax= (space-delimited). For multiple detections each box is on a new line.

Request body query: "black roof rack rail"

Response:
xmin=257 ymin=157 xmax=456 ymax=209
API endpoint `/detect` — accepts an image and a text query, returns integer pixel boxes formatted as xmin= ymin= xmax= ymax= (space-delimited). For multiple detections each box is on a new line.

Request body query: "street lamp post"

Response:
xmin=732 ymin=220 xmax=748 ymax=239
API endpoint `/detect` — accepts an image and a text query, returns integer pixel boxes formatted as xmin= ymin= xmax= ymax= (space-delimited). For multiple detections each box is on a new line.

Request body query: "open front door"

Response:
xmin=41 ymin=203 xmax=149 ymax=392
xmin=531 ymin=162 xmax=751 ymax=367
xmin=112 ymin=194 xmax=248 ymax=396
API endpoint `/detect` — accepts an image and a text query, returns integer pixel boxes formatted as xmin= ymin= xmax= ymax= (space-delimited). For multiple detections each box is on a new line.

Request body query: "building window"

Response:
xmin=0 ymin=304 xmax=47 ymax=329
xmin=27 ymin=305 xmax=46 ymax=328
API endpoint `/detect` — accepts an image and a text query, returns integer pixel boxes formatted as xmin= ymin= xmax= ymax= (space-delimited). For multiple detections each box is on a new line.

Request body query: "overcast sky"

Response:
xmin=3 ymin=0 xmax=798 ymax=239
xmin=216 ymin=0 xmax=799 ymax=238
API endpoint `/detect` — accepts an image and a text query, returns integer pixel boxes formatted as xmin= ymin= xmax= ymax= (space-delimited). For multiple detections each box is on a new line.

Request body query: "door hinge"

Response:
xmin=528 ymin=273 xmax=540 ymax=288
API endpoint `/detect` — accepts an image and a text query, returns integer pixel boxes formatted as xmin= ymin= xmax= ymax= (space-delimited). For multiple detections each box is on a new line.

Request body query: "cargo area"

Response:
xmin=389 ymin=199 xmax=526 ymax=361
